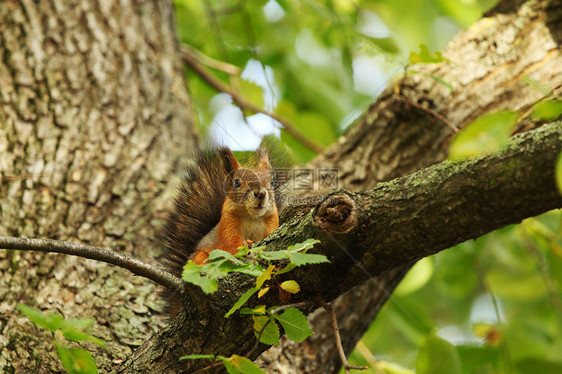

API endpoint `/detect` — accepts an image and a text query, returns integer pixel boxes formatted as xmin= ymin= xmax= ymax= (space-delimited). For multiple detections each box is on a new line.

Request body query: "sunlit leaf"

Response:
xmin=448 ymin=110 xmax=518 ymax=160
xmin=256 ymin=264 xmax=275 ymax=288
xmin=532 ymin=99 xmax=562 ymax=121
xmin=237 ymin=77 xmax=264 ymax=109
xmin=394 ymin=258 xmax=433 ymax=296
xmin=280 ymin=280 xmax=300 ymax=294
xmin=258 ymin=287 xmax=270 ymax=298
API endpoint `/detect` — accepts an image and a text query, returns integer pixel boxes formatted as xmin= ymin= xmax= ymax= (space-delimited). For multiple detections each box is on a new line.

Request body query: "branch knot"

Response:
xmin=313 ymin=194 xmax=358 ymax=233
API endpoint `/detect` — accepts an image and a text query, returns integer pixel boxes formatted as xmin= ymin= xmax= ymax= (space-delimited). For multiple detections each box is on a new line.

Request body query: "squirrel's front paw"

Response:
xmin=243 ymin=239 xmax=254 ymax=247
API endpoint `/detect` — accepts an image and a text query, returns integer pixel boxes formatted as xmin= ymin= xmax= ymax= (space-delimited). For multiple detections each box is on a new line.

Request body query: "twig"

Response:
xmin=0 ymin=236 xmax=183 ymax=291
xmin=269 ymin=301 xmax=309 ymax=315
xmin=246 ymin=318 xmax=272 ymax=359
xmin=181 ymin=45 xmax=241 ymax=75
xmin=317 ymin=297 xmax=368 ymax=374
xmin=394 ymin=95 xmax=459 ymax=133
xmin=180 ymin=48 xmax=324 ymax=153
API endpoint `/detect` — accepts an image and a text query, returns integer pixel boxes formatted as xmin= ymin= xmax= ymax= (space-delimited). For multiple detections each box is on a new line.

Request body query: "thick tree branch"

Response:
xmin=0 ymin=237 xmax=183 ymax=292
xmin=118 ymin=122 xmax=562 ymax=373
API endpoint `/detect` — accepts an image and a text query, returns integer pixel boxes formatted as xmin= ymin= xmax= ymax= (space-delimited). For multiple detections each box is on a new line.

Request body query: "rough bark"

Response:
xmin=0 ymin=0 xmax=195 ymax=372
xmin=259 ymin=0 xmax=562 ymax=372
xmin=117 ymin=122 xmax=562 ymax=372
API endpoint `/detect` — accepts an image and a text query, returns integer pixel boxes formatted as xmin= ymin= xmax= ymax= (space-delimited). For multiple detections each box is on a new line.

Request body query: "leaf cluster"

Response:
xmin=181 ymin=239 xmax=328 ymax=372
xmin=18 ymin=304 xmax=105 ymax=374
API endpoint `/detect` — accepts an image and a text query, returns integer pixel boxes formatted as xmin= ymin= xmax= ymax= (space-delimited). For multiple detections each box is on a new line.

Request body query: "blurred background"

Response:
xmin=173 ymin=1 xmax=562 ymax=373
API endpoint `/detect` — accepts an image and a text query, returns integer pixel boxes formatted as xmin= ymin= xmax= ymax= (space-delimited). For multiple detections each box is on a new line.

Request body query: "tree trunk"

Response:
xmin=0 ymin=0 xmax=196 ymax=371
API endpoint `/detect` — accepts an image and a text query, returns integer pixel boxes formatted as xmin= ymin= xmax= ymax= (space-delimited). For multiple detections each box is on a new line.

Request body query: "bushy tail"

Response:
xmin=159 ymin=148 xmax=231 ymax=316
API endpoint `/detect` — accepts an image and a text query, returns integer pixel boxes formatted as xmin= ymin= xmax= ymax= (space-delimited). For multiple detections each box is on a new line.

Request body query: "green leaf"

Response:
xmin=63 ymin=318 xmax=94 ymax=331
xmin=219 ymin=354 xmax=266 ymax=374
xmin=18 ymin=304 xmax=65 ymax=332
xmin=182 ymin=261 xmax=219 ymax=294
xmin=274 ymin=307 xmax=314 ymax=342
xmin=225 ymin=287 xmax=259 ymax=318
xmin=61 ymin=327 xmax=106 ymax=347
xmin=448 ymin=110 xmax=518 ymax=160
xmin=253 ymin=316 xmax=281 ymax=345
xmin=258 ymin=250 xmax=292 ymax=261
xmin=54 ymin=342 xmax=98 ymax=374
xmin=249 ymin=245 xmax=267 ymax=254
xmin=289 ymin=253 xmax=330 ymax=266
xmin=409 ymin=44 xmax=449 ymax=64
xmin=207 ymin=249 xmax=245 ymax=265
xmin=234 ymin=245 xmax=250 ymax=258
xmin=416 ymin=335 xmax=461 ymax=374
xmin=180 ymin=354 xmax=216 ymax=360
xmin=394 ymin=258 xmax=433 ymax=296
xmin=18 ymin=304 xmax=105 ymax=347
xmin=230 ymin=263 xmax=265 ymax=277
xmin=556 ymin=152 xmax=562 ymax=196
xmin=287 ymin=238 xmax=320 ymax=253
xmin=532 ymin=99 xmax=562 ymax=121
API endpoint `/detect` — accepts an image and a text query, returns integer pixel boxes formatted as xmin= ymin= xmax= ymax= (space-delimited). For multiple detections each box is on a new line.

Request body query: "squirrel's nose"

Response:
xmin=254 ymin=190 xmax=266 ymax=199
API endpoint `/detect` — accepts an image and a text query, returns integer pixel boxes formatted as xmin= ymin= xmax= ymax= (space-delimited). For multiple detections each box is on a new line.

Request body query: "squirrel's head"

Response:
xmin=220 ymin=148 xmax=277 ymax=217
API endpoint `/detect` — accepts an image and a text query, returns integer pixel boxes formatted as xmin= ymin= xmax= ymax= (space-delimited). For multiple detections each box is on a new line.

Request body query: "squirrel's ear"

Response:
xmin=219 ymin=147 xmax=240 ymax=172
xmin=257 ymin=148 xmax=271 ymax=170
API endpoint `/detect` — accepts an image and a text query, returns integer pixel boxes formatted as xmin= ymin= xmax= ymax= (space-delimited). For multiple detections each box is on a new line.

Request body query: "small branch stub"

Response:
xmin=313 ymin=194 xmax=358 ymax=233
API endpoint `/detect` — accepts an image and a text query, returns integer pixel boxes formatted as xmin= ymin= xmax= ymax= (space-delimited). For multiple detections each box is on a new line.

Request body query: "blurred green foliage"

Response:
xmin=173 ymin=1 xmax=562 ymax=373
xmin=174 ymin=0 xmax=497 ymax=160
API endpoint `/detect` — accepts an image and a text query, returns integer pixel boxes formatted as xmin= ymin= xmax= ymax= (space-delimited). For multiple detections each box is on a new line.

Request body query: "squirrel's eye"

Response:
xmin=270 ymin=178 xmax=275 ymax=187
xmin=234 ymin=178 xmax=241 ymax=188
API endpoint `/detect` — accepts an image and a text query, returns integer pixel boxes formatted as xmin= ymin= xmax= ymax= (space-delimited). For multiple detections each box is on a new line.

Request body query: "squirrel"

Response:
xmin=160 ymin=147 xmax=279 ymax=316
